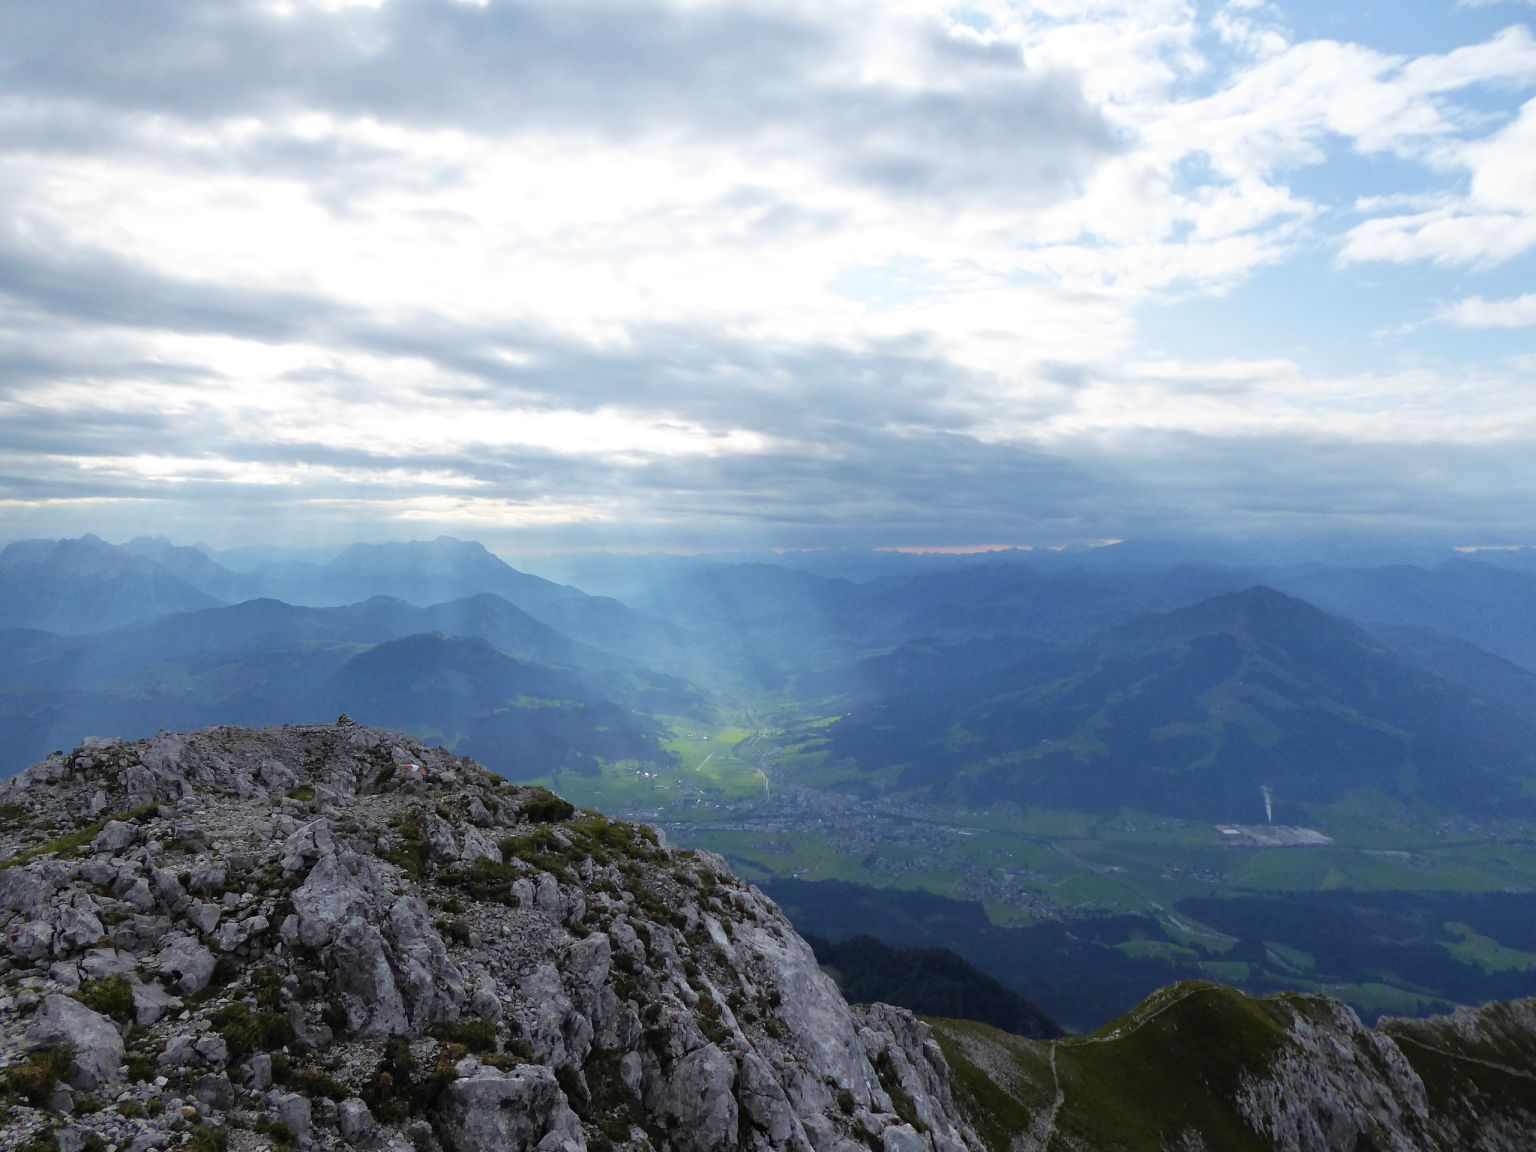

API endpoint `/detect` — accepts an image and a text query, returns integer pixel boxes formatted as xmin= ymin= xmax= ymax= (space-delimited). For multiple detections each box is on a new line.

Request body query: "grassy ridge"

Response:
xmin=931 ymin=984 xmax=1536 ymax=1151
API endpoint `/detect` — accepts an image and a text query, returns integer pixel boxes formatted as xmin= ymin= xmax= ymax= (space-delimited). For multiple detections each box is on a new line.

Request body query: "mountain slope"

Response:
xmin=0 ymin=724 xmax=979 ymax=1152
xmin=240 ymin=537 xmax=699 ymax=672
xmin=0 ymin=535 xmax=222 ymax=633
xmin=117 ymin=535 xmax=270 ymax=603
xmin=1 ymin=593 xmax=699 ymax=708
xmin=808 ymin=934 xmax=1061 ymax=1040
xmin=829 ymin=586 xmax=1536 ymax=817
xmin=1372 ymin=622 xmax=1536 ymax=727
xmin=326 ymin=633 xmax=668 ymax=777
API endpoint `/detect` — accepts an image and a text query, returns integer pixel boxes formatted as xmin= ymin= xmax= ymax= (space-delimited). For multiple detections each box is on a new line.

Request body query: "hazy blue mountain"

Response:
xmin=852 ymin=563 xmax=1154 ymax=643
xmin=1457 ymin=546 xmax=1536 ymax=573
xmin=248 ymin=536 xmax=583 ymax=611
xmin=1372 ymin=622 xmax=1536 ymax=727
xmin=626 ymin=562 xmax=864 ymax=633
xmin=797 ymin=635 xmax=1052 ymax=704
xmin=198 ymin=541 xmax=344 ymax=571
xmin=632 ymin=559 xmax=1261 ymax=653
xmin=224 ymin=536 xmax=697 ymax=673
xmin=0 ymin=535 xmax=222 ymax=633
xmin=1267 ymin=558 xmax=1536 ymax=671
xmin=318 ymin=633 xmax=668 ymax=779
xmin=117 ymin=534 xmax=271 ymax=602
xmin=620 ymin=558 xmax=1261 ymax=698
xmin=517 ymin=592 xmax=700 ymax=670
xmin=0 ymin=587 xmax=704 ymax=747
xmin=828 ymin=586 xmax=1536 ymax=818
xmin=326 ymin=631 xmax=591 ymax=722
xmin=0 ymin=619 xmax=670 ymax=779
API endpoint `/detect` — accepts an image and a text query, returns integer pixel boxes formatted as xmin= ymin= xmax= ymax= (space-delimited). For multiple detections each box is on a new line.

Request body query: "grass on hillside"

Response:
xmin=930 ymin=983 xmax=1301 ymax=1152
xmin=1443 ymin=922 xmax=1536 ymax=973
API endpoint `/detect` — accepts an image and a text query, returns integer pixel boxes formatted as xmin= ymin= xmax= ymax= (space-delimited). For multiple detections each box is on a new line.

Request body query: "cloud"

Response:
xmin=1436 ymin=293 xmax=1536 ymax=327
xmin=0 ymin=0 xmax=1119 ymax=208
xmin=1 ymin=0 xmax=1535 ymax=550
xmin=1341 ymin=93 xmax=1536 ymax=268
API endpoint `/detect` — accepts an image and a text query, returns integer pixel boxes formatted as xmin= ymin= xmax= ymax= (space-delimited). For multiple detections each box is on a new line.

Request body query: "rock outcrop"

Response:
xmin=0 ymin=723 xmax=980 ymax=1152
xmin=931 ymin=981 xmax=1536 ymax=1151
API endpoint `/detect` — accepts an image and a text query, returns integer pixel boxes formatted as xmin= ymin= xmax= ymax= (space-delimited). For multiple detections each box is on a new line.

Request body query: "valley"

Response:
xmin=540 ymin=720 xmax=1536 ymax=1030
xmin=7 ymin=533 xmax=1536 ymax=1033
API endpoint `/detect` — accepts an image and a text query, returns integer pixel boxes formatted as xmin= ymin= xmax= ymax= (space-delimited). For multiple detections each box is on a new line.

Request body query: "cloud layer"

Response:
xmin=1 ymin=0 xmax=1534 ymax=551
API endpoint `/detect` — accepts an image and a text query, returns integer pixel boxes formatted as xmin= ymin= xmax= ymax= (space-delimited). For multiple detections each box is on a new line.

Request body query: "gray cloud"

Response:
xmin=3 ymin=219 xmax=1531 ymax=550
xmin=0 ymin=1 xmax=1530 ymax=555
xmin=0 ymin=224 xmax=343 ymax=344
xmin=1 ymin=0 xmax=1118 ymax=206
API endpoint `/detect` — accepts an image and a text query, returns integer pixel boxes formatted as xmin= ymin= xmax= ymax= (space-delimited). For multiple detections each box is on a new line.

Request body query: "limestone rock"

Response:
xmin=28 ymin=994 xmax=124 ymax=1090
xmin=0 ymin=723 xmax=986 ymax=1152
xmin=330 ymin=917 xmax=409 ymax=1037
xmin=6 ymin=920 xmax=55 ymax=962
xmin=436 ymin=1065 xmax=585 ymax=1152
xmin=153 ymin=934 xmax=217 ymax=995
xmin=654 ymin=1043 xmax=738 ymax=1152
xmin=129 ymin=974 xmax=181 ymax=1026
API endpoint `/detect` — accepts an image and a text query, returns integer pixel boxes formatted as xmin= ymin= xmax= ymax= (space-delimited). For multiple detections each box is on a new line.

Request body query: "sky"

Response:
xmin=1 ymin=0 xmax=1534 ymax=554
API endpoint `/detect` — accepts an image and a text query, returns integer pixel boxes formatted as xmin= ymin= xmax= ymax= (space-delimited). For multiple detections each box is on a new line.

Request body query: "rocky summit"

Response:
xmin=3 ymin=723 xmax=1536 ymax=1152
xmin=0 ymin=722 xmax=977 ymax=1152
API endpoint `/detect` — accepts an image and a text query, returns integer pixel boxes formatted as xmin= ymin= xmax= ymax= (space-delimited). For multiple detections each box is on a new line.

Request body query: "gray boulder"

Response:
xmin=293 ymin=850 xmax=388 ymax=948
xmin=154 ymin=934 xmax=217 ymax=995
xmin=186 ymin=901 xmax=221 ymax=935
xmin=129 ymin=975 xmax=181 ymax=1026
xmin=655 ymin=1043 xmax=738 ymax=1152
xmin=54 ymin=905 xmax=106 ymax=954
xmin=387 ymin=894 xmax=465 ymax=1028
xmin=330 ymin=917 xmax=409 ymax=1037
xmin=6 ymin=919 xmax=55 ymax=962
xmin=92 ymin=820 xmax=140 ymax=856
xmin=273 ymin=1091 xmax=313 ymax=1142
xmin=436 ymin=1066 xmax=585 ymax=1152
xmin=27 ymin=994 xmax=124 ymax=1090
xmin=881 ymin=1125 xmax=927 ymax=1152
xmin=338 ymin=1097 xmax=376 ymax=1143
xmin=739 ymin=1051 xmax=811 ymax=1149
xmin=0 ymin=867 xmax=49 ymax=915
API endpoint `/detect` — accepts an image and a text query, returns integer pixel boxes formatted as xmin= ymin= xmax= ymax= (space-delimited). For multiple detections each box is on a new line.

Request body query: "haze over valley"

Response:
xmin=7 ymin=530 xmax=1536 ymax=1032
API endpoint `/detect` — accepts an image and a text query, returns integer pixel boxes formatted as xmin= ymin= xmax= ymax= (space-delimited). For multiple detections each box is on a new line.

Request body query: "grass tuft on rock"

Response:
xmin=2 ymin=1046 xmax=75 ymax=1106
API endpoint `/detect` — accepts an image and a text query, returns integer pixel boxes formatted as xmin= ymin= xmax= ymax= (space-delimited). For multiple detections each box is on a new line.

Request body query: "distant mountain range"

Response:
xmin=0 ymin=534 xmax=683 ymax=650
xmin=0 ymin=535 xmax=221 ymax=632
xmin=0 ymin=536 xmax=708 ymax=777
xmin=828 ymin=586 xmax=1536 ymax=818
xmin=6 ymin=535 xmax=1536 ymax=823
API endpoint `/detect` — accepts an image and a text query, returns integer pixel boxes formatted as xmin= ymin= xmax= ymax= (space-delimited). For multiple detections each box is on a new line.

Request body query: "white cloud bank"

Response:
xmin=0 ymin=0 xmax=1534 ymax=548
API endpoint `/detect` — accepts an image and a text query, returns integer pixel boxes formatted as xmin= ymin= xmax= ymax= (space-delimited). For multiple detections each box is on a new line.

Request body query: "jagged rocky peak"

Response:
xmin=0 ymin=722 xmax=979 ymax=1152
